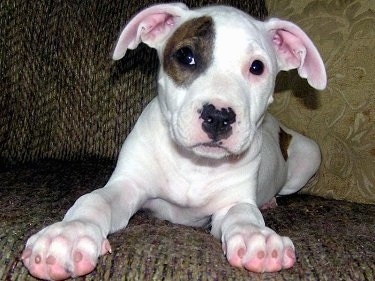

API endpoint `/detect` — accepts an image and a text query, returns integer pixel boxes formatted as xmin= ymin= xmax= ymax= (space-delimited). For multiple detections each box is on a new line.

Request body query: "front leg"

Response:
xmin=212 ymin=203 xmax=296 ymax=273
xmin=22 ymin=179 xmax=145 ymax=280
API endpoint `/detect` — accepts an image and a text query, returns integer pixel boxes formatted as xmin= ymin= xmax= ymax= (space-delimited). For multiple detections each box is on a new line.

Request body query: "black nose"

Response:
xmin=200 ymin=103 xmax=236 ymax=142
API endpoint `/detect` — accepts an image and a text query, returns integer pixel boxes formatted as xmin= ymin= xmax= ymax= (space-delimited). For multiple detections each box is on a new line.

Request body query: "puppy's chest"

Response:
xmin=158 ymin=161 xmax=249 ymax=210
xmin=161 ymin=166 xmax=218 ymax=208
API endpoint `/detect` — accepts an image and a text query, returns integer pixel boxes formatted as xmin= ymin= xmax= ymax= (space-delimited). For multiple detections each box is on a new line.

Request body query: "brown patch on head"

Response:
xmin=279 ymin=127 xmax=292 ymax=161
xmin=163 ymin=16 xmax=215 ymax=86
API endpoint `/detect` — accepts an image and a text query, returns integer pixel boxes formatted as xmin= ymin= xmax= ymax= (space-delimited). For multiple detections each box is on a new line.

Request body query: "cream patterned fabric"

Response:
xmin=267 ymin=0 xmax=375 ymax=204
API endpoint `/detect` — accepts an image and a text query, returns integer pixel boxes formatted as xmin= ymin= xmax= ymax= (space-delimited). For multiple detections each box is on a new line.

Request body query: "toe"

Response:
xmin=73 ymin=250 xmax=96 ymax=276
xmin=244 ymin=250 xmax=267 ymax=272
xmin=282 ymin=247 xmax=296 ymax=269
xmin=101 ymin=239 xmax=112 ymax=255
xmin=21 ymin=248 xmax=32 ymax=261
xmin=226 ymin=236 xmax=247 ymax=268
xmin=264 ymin=234 xmax=283 ymax=272
xmin=26 ymin=255 xmax=49 ymax=280
xmin=47 ymin=265 xmax=71 ymax=281
xmin=72 ymin=236 xmax=99 ymax=276
xmin=242 ymin=233 xmax=267 ymax=272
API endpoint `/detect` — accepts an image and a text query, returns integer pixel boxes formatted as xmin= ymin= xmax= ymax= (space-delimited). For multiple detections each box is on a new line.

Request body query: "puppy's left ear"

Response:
xmin=265 ymin=18 xmax=327 ymax=90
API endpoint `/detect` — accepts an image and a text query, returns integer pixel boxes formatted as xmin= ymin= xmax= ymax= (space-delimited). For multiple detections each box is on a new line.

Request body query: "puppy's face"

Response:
xmin=113 ymin=4 xmax=326 ymax=160
xmin=157 ymin=8 xmax=278 ymax=159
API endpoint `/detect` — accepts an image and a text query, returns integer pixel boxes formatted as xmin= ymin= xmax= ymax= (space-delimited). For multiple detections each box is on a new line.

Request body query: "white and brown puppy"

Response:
xmin=22 ymin=3 xmax=327 ymax=280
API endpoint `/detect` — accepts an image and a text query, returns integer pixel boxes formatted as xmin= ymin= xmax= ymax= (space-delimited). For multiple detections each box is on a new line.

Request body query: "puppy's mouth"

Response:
xmin=190 ymin=142 xmax=232 ymax=159
xmin=193 ymin=141 xmax=225 ymax=148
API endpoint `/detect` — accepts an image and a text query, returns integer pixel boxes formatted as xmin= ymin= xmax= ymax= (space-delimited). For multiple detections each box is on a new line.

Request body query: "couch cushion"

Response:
xmin=1 ymin=160 xmax=374 ymax=280
xmin=267 ymin=0 xmax=375 ymax=204
xmin=0 ymin=0 xmax=267 ymax=165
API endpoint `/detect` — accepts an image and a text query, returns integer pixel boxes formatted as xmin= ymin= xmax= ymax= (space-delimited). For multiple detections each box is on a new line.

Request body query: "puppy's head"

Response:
xmin=113 ymin=3 xmax=327 ymax=159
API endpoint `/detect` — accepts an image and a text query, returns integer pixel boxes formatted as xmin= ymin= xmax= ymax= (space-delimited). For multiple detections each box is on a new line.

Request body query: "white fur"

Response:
xmin=22 ymin=4 xmax=326 ymax=280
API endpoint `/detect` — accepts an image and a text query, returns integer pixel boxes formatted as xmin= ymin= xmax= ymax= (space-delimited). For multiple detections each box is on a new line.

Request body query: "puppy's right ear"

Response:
xmin=112 ymin=3 xmax=189 ymax=60
xmin=265 ymin=18 xmax=327 ymax=90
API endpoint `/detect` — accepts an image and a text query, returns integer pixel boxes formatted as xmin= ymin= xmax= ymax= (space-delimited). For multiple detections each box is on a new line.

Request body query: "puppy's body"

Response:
xmin=22 ymin=4 xmax=326 ymax=280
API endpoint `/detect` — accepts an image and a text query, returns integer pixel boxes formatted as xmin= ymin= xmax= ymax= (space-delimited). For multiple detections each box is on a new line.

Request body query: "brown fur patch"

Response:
xmin=163 ymin=16 xmax=215 ymax=86
xmin=279 ymin=127 xmax=292 ymax=161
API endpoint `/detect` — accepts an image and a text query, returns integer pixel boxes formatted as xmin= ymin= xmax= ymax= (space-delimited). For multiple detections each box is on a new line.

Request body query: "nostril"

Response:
xmin=200 ymin=104 xmax=216 ymax=121
xmin=222 ymin=109 xmax=236 ymax=127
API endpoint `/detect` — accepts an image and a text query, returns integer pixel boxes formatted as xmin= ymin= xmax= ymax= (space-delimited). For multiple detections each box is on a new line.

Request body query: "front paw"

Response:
xmin=22 ymin=220 xmax=111 ymax=280
xmin=222 ymin=226 xmax=295 ymax=272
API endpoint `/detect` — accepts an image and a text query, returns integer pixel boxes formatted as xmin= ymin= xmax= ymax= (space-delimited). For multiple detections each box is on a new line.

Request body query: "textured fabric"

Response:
xmin=1 ymin=160 xmax=374 ymax=280
xmin=266 ymin=0 xmax=375 ymax=204
xmin=0 ymin=0 xmax=266 ymax=166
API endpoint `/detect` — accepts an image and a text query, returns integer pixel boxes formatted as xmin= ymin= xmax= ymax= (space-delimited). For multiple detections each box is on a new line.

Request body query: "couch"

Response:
xmin=1 ymin=0 xmax=374 ymax=280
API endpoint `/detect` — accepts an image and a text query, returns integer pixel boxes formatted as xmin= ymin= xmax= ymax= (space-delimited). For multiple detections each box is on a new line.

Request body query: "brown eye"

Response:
xmin=250 ymin=60 xmax=264 ymax=75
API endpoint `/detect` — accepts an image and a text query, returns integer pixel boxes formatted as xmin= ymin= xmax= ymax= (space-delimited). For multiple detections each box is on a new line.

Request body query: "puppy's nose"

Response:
xmin=200 ymin=103 xmax=236 ymax=142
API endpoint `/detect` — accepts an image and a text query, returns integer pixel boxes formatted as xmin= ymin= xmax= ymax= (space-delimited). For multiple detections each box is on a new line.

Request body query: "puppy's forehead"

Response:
xmin=163 ymin=16 xmax=215 ymax=87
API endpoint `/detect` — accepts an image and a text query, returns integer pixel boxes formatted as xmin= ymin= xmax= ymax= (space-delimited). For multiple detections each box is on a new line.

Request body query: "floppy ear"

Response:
xmin=265 ymin=18 xmax=327 ymax=90
xmin=112 ymin=3 xmax=189 ymax=60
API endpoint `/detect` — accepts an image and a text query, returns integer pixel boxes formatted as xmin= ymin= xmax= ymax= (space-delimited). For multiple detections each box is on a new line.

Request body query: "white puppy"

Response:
xmin=22 ymin=3 xmax=326 ymax=280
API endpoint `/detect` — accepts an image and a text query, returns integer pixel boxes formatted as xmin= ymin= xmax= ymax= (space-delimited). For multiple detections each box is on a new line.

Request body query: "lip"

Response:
xmin=202 ymin=141 xmax=223 ymax=147
xmin=190 ymin=142 xmax=231 ymax=158
xmin=192 ymin=141 xmax=224 ymax=148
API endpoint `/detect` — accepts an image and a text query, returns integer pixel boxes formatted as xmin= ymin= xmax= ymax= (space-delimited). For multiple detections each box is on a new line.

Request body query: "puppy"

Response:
xmin=22 ymin=3 xmax=326 ymax=280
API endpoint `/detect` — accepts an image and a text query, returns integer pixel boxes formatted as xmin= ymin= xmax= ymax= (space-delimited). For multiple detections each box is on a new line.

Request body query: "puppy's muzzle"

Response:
xmin=200 ymin=103 xmax=236 ymax=142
